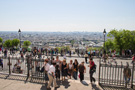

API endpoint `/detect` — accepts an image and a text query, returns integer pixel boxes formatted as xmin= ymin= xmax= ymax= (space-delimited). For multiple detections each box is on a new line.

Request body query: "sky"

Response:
xmin=0 ymin=0 xmax=135 ymax=32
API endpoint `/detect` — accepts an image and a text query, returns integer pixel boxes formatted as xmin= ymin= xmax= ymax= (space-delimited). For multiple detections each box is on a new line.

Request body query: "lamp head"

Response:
xmin=18 ymin=29 xmax=21 ymax=33
xmin=103 ymin=29 xmax=106 ymax=35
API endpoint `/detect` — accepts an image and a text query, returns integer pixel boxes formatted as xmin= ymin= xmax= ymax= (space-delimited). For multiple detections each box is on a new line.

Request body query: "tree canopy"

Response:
xmin=12 ymin=39 xmax=20 ymax=47
xmin=106 ymin=29 xmax=135 ymax=55
xmin=3 ymin=40 xmax=12 ymax=49
xmin=23 ymin=40 xmax=31 ymax=48
xmin=0 ymin=37 xmax=3 ymax=43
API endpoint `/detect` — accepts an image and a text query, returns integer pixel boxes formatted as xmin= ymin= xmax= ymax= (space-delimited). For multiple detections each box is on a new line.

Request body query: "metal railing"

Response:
xmin=98 ymin=59 xmax=135 ymax=89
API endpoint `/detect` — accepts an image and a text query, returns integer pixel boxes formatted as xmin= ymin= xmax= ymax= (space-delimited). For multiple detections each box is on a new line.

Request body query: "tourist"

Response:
xmin=0 ymin=57 xmax=3 ymax=70
xmin=123 ymin=62 xmax=131 ymax=87
xmin=44 ymin=59 xmax=50 ymax=82
xmin=20 ymin=52 xmax=24 ymax=62
xmin=69 ymin=50 xmax=71 ymax=57
xmin=88 ymin=58 xmax=96 ymax=84
xmin=73 ymin=59 xmax=79 ymax=80
xmin=84 ymin=52 xmax=88 ymax=63
xmin=0 ymin=47 xmax=2 ymax=54
xmin=132 ymin=54 xmax=135 ymax=64
xmin=55 ymin=56 xmax=61 ymax=80
xmin=35 ymin=61 xmax=40 ymax=72
xmin=79 ymin=61 xmax=86 ymax=82
xmin=4 ymin=49 xmax=7 ymax=58
xmin=47 ymin=62 xmax=59 ymax=89
xmin=61 ymin=59 xmax=67 ymax=81
xmin=67 ymin=60 xmax=73 ymax=79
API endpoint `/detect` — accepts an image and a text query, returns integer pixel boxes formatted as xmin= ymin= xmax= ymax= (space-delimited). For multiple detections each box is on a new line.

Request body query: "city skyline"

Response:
xmin=0 ymin=0 xmax=135 ymax=32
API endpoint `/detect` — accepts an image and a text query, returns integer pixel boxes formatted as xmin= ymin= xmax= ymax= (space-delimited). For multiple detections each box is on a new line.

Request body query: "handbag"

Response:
xmin=40 ymin=66 xmax=44 ymax=73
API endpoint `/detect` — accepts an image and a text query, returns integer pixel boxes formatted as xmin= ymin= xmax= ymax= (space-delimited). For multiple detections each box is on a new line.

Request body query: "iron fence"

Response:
xmin=99 ymin=59 xmax=135 ymax=89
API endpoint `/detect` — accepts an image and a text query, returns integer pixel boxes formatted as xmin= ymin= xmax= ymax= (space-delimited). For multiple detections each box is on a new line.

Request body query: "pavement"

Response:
xmin=0 ymin=52 xmax=133 ymax=90
xmin=0 ymin=77 xmax=102 ymax=90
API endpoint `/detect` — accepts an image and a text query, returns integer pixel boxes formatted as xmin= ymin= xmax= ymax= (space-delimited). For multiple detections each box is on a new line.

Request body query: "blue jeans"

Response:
xmin=124 ymin=76 xmax=130 ymax=84
xmin=73 ymin=71 xmax=78 ymax=80
xmin=45 ymin=73 xmax=49 ymax=81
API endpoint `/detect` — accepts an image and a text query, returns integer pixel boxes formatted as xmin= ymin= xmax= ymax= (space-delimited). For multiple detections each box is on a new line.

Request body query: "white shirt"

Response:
xmin=44 ymin=63 xmax=50 ymax=71
xmin=48 ymin=65 xmax=55 ymax=75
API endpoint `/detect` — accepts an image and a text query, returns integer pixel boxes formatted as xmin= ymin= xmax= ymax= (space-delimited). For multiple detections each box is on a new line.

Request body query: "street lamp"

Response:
xmin=103 ymin=29 xmax=106 ymax=53
xmin=18 ymin=29 xmax=21 ymax=48
xmin=103 ymin=29 xmax=106 ymax=62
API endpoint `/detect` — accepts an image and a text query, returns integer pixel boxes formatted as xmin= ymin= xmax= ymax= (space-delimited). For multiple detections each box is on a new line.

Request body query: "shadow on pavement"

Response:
xmin=40 ymin=79 xmax=70 ymax=90
xmin=100 ymin=85 xmax=133 ymax=90
xmin=81 ymin=80 xmax=88 ymax=86
xmin=57 ymin=79 xmax=70 ymax=89
xmin=91 ymin=83 xmax=100 ymax=90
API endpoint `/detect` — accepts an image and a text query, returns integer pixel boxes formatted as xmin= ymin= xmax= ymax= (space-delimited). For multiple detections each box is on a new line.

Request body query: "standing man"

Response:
xmin=88 ymin=58 xmax=96 ymax=84
xmin=123 ymin=62 xmax=131 ymax=88
xmin=44 ymin=59 xmax=50 ymax=83
xmin=47 ymin=62 xmax=59 ymax=89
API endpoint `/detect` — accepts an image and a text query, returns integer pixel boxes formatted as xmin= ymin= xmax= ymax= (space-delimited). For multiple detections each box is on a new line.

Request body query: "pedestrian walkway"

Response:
xmin=0 ymin=78 xmax=102 ymax=90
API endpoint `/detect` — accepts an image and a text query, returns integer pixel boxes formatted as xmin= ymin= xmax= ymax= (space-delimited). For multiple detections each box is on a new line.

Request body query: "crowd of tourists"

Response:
xmin=39 ymin=55 xmax=96 ymax=89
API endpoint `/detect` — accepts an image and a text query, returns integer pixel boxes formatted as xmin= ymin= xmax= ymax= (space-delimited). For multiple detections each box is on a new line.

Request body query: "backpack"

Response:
xmin=92 ymin=64 xmax=96 ymax=73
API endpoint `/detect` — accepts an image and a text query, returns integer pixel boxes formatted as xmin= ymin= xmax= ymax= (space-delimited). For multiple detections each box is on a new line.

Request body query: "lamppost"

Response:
xmin=18 ymin=29 xmax=21 ymax=48
xmin=103 ymin=29 xmax=106 ymax=62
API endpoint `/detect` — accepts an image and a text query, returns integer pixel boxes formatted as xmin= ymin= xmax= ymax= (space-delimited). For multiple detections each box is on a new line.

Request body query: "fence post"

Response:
xmin=26 ymin=55 xmax=30 ymax=81
xmin=131 ymin=61 xmax=134 ymax=89
xmin=8 ymin=56 xmax=11 ymax=75
xmin=98 ymin=57 xmax=101 ymax=85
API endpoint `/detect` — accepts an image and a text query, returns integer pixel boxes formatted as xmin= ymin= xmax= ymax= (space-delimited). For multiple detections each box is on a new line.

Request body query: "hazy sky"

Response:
xmin=0 ymin=0 xmax=135 ymax=32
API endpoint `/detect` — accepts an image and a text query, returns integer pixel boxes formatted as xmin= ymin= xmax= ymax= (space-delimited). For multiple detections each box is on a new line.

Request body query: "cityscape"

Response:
xmin=0 ymin=0 xmax=135 ymax=90
xmin=0 ymin=31 xmax=106 ymax=49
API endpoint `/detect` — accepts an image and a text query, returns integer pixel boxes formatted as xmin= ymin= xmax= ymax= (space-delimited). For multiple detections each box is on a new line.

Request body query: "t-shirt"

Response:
xmin=44 ymin=63 xmax=50 ymax=72
xmin=132 ymin=56 xmax=135 ymax=61
xmin=73 ymin=63 xmax=78 ymax=71
xmin=48 ymin=65 xmax=55 ymax=75
xmin=90 ymin=61 xmax=94 ymax=69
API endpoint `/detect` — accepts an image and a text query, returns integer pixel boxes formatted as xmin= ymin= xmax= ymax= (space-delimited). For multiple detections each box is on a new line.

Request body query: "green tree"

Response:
xmin=130 ymin=30 xmax=135 ymax=53
xmin=105 ymin=39 xmax=114 ymax=51
xmin=3 ymin=40 xmax=12 ymax=49
xmin=107 ymin=29 xmax=124 ymax=55
xmin=12 ymin=39 xmax=20 ymax=47
xmin=23 ymin=40 xmax=31 ymax=48
xmin=70 ymin=40 xmax=75 ymax=47
xmin=0 ymin=37 xmax=3 ymax=46
xmin=107 ymin=29 xmax=135 ymax=55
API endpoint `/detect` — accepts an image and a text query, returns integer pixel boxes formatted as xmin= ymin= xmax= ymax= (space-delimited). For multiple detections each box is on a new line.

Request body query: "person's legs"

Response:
xmin=45 ymin=73 xmax=49 ymax=81
xmin=47 ymin=74 xmax=53 ymax=88
xmin=53 ymin=77 xmax=58 ymax=87
xmin=85 ymin=57 xmax=87 ymax=63
xmin=80 ymin=72 xmax=84 ymax=81
xmin=90 ymin=70 xmax=95 ymax=83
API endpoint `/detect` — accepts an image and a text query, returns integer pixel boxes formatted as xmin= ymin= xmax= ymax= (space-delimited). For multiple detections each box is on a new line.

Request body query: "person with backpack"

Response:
xmin=88 ymin=58 xmax=96 ymax=84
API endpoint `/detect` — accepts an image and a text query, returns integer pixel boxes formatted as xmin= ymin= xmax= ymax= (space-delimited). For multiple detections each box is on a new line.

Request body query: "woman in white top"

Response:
xmin=67 ymin=60 xmax=73 ymax=79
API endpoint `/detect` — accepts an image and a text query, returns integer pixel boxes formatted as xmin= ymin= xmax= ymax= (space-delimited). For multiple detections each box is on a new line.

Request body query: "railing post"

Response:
xmin=131 ymin=61 xmax=134 ymax=89
xmin=8 ymin=56 xmax=11 ymax=75
xmin=98 ymin=57 xmax=101 ymax=85
xmin=26 ymin=55 xmax=30 ymax=81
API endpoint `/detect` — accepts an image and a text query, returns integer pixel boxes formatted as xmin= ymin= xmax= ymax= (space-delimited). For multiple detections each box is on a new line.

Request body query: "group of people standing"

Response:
xmin=41 ymin=55 xmax=96 ymax=89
